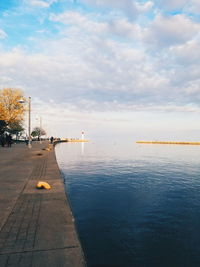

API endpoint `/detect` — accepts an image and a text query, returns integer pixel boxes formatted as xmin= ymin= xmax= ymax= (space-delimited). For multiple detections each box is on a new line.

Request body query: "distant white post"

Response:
xmin=81 ymin=131 xmax=84 ymax=140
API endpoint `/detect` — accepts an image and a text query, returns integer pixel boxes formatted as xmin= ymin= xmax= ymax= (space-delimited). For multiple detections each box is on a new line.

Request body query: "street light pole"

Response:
xmin=28 ymin=97 xmax=31 ymax=148
xmin=18 ymin=96 xmax=32 ymax=148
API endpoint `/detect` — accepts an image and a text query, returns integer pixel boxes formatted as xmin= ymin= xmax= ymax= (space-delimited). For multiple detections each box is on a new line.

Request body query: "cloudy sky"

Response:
xmin=0 ymin=0 xmax=200 ymax=140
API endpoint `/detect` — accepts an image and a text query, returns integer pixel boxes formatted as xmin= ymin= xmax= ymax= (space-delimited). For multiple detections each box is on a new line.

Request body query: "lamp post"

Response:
xmin=28 ymin=97 xmax=31 ymax=148
xmin=18 ymin=96 xmax=32 ymax=148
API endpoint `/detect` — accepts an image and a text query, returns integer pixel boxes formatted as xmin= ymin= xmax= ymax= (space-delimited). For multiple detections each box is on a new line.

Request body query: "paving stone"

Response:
xmin=0 ymin=254 xmax=8 ymax=266
xmin=18 ymin=252 xmax=33 ymax=267
xmin=7 ymin=253 xmax=21 ymax=266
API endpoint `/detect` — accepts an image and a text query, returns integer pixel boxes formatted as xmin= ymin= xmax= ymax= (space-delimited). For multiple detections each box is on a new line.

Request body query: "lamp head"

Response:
xmin=18 ymin=99 xmax=25 ymax=104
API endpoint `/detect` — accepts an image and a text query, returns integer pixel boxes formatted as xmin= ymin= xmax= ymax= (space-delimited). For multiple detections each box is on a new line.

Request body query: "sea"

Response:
xmin=55 ymin=138 xmax=200 ymax=267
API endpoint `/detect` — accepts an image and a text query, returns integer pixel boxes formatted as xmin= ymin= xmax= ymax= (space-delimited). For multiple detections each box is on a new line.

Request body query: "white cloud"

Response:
xmin=154 ymin=0 xmax=200 ymax=13
xmin=0 ymin=29 xmax=7 ymax=39
xmin=0 ymin=10 xmax=199 ymax=114
xmin=50 ymin=11 xmax=142 ymax=40
xmin=28 ymin=0 xmax=58 ymax=8
xmin=170 ymin=41 xmax=200 ymax=64
xmin=80 ymin=0 xmax=139 ymax=19
xmin=2 ymin=4 xmax=200 ymax=137
xmin=108 ymin=19 xmax=141 ymax=39
xmin=79 ymin=0 xmax=154 ymax=20
xmin=29 ymin=0 xmax=49 ymax=8
xmin=28 ymin=97 xmax=200 ymax=139
xmin=184 ymin=81 xmax=200 ymax=95
xmin=50 ymin=11 xmax=108 ymax=34
xmin=136 ymin=1 xmax=154 ymax=12
xmin=0 ymin=35 xmax=168 ymax=108
xmin=153 ymin=0 xmax=187 ymax=10
xmin=143 ymin=14 xmax=200 ymax=47
xmin=185 ymin=0 xmax=200 ymax=14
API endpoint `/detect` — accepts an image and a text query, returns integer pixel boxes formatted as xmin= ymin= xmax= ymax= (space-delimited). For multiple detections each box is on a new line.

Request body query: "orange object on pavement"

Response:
xmin=36 ymin=181 xmax=51 ymax=190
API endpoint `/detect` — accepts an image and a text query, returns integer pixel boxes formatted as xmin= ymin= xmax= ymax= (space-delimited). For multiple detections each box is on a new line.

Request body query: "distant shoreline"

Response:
xmin=136 ymin=141 xmax=200 ymax=145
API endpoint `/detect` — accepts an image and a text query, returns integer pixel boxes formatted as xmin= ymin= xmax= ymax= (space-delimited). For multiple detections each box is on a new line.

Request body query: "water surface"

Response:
xmin=56 ymin=139 xmax=200 ymax=267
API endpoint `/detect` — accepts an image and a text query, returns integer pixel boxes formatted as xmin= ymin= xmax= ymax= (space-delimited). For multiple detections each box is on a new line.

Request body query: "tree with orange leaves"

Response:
xmin=0 ymin=88 xmax=26 ymax=125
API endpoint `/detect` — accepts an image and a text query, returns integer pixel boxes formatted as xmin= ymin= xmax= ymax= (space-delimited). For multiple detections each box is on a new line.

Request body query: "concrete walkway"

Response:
xmin=0 ymin=141 xmax=86 ymax=267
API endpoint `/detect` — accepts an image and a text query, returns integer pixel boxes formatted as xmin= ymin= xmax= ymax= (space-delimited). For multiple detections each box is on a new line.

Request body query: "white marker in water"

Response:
xmin=81 ymin=131 xmax=84 ymax=140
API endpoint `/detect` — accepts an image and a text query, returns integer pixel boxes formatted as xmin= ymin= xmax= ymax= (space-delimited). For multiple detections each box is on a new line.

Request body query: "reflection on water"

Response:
xmin=81 ymin=142 xmax=85 ymax=155
xmin=56 ymin=139 xmax=200 ymax=267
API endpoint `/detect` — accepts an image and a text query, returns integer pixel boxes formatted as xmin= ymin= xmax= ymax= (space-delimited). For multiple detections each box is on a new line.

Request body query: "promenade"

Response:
xmin=0 ymin=141 xmax=86 ymax=267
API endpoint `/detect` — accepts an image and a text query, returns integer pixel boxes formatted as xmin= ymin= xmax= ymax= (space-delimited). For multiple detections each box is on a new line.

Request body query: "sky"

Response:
xmin=0 ymin=0 xmax=200 ymax=140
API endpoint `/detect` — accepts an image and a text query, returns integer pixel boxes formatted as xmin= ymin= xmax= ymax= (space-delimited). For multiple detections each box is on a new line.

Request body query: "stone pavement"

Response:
xmin=0 ymin=141 xmax=86 ymax=267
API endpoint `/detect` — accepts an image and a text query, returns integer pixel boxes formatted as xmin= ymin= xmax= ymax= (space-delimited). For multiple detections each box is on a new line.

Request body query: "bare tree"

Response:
xmin=31 ymin=127 xmax=46 ymax=140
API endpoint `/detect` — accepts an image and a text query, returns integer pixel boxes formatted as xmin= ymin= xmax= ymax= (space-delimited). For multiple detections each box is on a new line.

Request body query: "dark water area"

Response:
xmin=55 ymin=139 xmax=200 ymax=267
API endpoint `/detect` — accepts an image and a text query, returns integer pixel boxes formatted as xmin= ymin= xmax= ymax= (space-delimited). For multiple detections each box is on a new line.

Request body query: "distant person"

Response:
xmin=50 ymin=136 xmax=54 ymax=144
xmin=25 ymin=136 xmax=29 ymax=146
xmin=0 ymin=134 xmax=5 ymax=147
xmin=7 ymin=134 xmax=12 ymax=147
xmin=5 ymin=133 xmax=9 ymax=146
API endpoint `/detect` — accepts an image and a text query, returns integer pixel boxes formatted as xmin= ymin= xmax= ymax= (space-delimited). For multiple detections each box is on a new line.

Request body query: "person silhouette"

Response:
xmin=0 ymin=134 xmax=5 ymax=147
xmin=7 ymin=134 xmax=12 ymax=147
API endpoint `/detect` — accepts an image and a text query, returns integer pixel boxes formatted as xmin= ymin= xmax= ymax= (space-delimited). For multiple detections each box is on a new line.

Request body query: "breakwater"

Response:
xmin=136 ymin=141 xmax=200 ymax=145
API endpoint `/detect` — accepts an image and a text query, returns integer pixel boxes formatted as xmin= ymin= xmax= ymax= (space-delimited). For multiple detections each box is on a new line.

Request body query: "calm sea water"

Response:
xmin=55 ymin=139 xmax=200 ymax=267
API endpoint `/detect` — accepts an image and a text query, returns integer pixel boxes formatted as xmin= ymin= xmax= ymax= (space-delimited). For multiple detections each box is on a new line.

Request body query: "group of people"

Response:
xmin=0 ymin=133 xmax=12 ymax=147
xmin=0 ymin=135 xmax=56 ymax=147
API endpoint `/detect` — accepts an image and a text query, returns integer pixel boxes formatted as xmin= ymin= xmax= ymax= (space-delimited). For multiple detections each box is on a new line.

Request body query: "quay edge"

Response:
xmin=0 ymin=141 xmax=86 ymax=267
